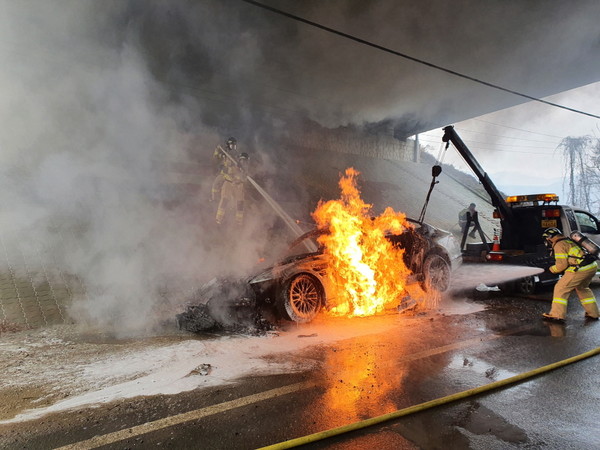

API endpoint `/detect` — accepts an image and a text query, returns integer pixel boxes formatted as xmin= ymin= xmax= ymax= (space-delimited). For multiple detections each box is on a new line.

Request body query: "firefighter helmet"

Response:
xmin=240 ymin=152 xmax=249 ymax=160
xmin=226 ymin=137 xmax=237 ymax=147
xmin=542 ymin=227 xmax=562 ymax=249
xmin=542 ymin=227 xmax=562 ymax=241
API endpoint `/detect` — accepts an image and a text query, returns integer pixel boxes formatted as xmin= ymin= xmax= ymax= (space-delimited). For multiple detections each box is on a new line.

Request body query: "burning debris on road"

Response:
xmin=175 ymin=277 xmax=276 ymax=335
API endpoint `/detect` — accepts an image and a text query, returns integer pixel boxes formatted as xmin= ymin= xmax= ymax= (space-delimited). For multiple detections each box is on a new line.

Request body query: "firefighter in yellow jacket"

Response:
xmin=211 ymin=137 xmax=239 ymax=202
xmin=541 ymin=227 xmax=599 ymax=322
xmin=215 ymin=151 xmax=249 ymax=226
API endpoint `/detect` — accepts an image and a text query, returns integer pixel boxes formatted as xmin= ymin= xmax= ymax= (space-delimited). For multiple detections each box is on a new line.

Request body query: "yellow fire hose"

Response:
xmin=259 ymin=346 xmax=600 ymax=450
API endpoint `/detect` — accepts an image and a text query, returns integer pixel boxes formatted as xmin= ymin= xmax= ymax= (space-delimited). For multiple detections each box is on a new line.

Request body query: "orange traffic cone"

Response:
xmin=492 ymin=229 xmax=501 ymax=251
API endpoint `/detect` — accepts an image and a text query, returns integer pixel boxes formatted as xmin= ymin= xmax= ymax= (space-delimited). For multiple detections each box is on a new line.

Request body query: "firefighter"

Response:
xmin=215 ymin=151 xmax=249 ymax=226
xmin=211 ymin=137 xmax=239 ymax=202
xmin=458 ymin=203 xmax=477 ymax=238
xmin=541 ymin=227 xmax=599 ymax=322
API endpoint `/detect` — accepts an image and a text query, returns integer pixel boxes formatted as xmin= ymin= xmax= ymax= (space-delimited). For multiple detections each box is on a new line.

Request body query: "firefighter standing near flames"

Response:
xmin=211 ymin=137 xmax=239 ymax=202
xmin=541 ymin=227 xmax=599 ymax=322
xmin=215 ymin=149 xmax=249 ymax=226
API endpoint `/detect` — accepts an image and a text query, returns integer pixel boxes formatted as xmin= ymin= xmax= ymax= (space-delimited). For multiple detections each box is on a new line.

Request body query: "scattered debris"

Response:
xmin=398 ymin=295 xmax=418 ymax=313
xmin=176 ymin=304 xmax=217 ymax=333
xmin=189 ymin=363 xmax=212 ymax=376
xmin=485 ymin=367 xmax=498 ymax=379
xmin=475 ymin=284 xmax=501 ymax=292
xmin=0 ymin=320 xmax=26 ymax=335
xmin=297 ymin=333 xmax=317 ymax=338
xmin=176 ymin=278 xmax=278 ymax=336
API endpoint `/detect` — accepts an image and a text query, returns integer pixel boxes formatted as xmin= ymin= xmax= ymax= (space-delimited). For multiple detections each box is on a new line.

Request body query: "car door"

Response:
xmin=573 ymin=209 xmax=600 ymax=247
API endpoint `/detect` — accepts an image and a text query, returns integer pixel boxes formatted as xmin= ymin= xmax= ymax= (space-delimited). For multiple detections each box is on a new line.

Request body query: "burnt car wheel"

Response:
xmin=420 ymin=253 xmax=451 ymax=293
xmin=279 ymin=274 xmax=324 ymax=323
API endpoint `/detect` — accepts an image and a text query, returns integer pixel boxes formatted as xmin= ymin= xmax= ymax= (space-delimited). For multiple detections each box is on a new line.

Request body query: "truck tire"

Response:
xmin=515 ymin=276 xmax=536 ymax=295
xmin=279 ymin=273 xmax=324 ymax=323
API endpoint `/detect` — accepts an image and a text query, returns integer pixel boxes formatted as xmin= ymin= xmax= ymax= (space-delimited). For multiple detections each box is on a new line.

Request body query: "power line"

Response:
xmin=470 ymin=119 xmax=567 ymax=139
xmin=418 ymin=136 xmax=559 ymax=150
xmin=416 ymin=135 xmax=561 ymax=153
xmin=241 ymin=0 xmax=600 ymax=121
xmin=453 ymin=128 xmax=562 ymax=144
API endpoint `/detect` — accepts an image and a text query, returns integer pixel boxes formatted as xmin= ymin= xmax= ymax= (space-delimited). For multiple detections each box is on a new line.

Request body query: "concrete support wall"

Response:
xmin=287 ymin=126 xmax=416 ymax=162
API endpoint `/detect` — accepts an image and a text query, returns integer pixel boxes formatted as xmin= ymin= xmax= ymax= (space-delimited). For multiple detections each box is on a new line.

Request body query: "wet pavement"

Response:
xmin=1 ymin=287 xmax=600 ymax=449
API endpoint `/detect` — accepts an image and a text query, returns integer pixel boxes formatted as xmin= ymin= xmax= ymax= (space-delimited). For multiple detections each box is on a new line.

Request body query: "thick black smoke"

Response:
xmin=116 ymin=0 xmax=600 ymax=137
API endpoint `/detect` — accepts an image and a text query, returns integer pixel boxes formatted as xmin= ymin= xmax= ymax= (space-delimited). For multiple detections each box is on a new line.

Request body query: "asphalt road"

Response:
xmin=1 ymin=287 xmax=600 ymax=450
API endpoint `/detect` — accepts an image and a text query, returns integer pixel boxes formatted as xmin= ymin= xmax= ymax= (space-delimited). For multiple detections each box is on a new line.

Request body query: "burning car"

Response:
xmin=176 ymin=218 xmax=459 ymax=332
xmin=177 ymin=167 xmax=460 ymax=332
xmin=249 ymin=218 xmax=457 ymax=323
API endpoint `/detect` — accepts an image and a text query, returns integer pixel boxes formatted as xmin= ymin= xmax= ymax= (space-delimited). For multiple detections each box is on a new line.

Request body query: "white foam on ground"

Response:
xmin=1 ymin=315 xmax=406 ymax=424
xmin=0 ymin=267 xmax=508 ymax=425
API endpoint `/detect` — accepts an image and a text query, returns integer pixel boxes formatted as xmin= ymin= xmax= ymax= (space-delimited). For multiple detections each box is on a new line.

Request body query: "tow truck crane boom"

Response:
xmin=440 ymin=125 xmax=600 ymax=294
xmin=442 ymin=125 xmax=516 ymax=243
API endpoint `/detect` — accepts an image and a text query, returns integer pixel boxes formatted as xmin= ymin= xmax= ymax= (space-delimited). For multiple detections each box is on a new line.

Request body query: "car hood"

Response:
xmin=248 ymin=252 xmax=327 ymax=285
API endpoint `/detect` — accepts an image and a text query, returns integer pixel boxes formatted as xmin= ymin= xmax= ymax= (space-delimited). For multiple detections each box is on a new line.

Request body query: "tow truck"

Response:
xmin=442 ymin=126 xmax=600 ymax=294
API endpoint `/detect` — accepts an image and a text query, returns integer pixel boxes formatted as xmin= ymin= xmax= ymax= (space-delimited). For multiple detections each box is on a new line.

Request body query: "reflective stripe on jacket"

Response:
xmin=550 ymin=238 xmax=597 ymax=273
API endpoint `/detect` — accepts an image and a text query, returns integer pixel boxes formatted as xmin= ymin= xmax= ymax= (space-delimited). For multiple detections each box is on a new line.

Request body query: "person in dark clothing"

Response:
xmin=458 ymin=203 xmax=477 ymax=238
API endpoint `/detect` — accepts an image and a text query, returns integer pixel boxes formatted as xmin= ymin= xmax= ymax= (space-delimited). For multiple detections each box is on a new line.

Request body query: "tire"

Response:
xmin=515 ymin=276 xmax=536 ymax=295
xmin=279 ymin=274 xmax=324 ymax=323
xmin=420 ymin=253 xmax=451 ymax=293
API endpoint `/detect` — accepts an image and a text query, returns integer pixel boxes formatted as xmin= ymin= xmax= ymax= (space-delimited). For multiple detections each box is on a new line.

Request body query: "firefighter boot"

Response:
xmin=542 ymin=313 xmax=565 ymax=323
xmin=543 ymin=300 xmax=567 ymax=322
xmin=582 ymin=300 xmax=599 ymax=320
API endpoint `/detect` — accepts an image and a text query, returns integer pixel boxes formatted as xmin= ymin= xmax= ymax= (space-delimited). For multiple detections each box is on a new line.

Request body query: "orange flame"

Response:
xmin=312 ymin=168 xmax=412 ymax=317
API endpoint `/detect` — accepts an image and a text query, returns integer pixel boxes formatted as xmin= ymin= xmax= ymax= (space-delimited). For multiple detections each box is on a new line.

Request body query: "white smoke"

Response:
xmin=0 ymin=1 xmax=289 ymax=335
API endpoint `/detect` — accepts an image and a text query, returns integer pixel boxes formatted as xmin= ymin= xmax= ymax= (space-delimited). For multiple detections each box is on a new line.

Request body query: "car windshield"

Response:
xmin=284 ymin=230 xmax=322 ymax=259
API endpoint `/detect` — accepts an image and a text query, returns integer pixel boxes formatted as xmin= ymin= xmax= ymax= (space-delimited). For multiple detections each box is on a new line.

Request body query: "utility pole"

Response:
xmin=413 ymin=134 xmax=420 ymax=163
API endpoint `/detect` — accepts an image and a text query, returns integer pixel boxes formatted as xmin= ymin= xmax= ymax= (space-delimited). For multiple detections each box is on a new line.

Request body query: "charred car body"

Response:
xmin=177 ymin=219 xmax=460 ymax=332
